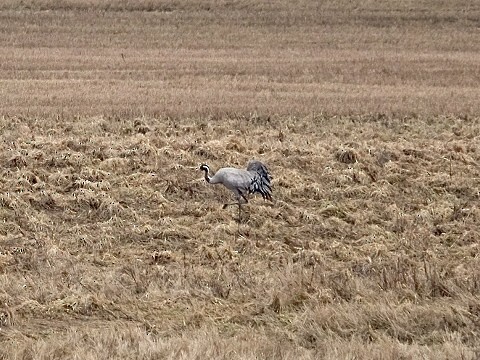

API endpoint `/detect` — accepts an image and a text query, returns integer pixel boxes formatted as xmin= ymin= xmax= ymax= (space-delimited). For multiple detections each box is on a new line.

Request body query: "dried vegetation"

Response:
xmin=1 ymin=0 xmax=480 ymax=359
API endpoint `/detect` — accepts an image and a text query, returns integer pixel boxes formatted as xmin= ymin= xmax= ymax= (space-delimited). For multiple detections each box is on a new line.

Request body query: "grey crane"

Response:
xmin=199 ymin=160 xmax=273 ymax=220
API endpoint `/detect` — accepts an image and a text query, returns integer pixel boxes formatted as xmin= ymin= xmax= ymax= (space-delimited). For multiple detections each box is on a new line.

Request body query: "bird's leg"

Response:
xmin=222 ymin=194 xmax=248 ymax=226
xmin=237 ymin=194 xmax=249 ymax=224
xmin=222 ymin=193 xmax=248 ymax=209
xmin=236 ymin=203 xmax=242 ymax=234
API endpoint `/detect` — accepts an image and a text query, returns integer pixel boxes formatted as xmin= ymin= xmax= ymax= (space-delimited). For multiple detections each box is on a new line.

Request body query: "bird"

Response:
xmin=199 ymin=160 xmax=273 ymax=221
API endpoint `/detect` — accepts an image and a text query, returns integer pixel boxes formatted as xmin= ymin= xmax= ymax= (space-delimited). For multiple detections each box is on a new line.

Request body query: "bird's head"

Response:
xmin=199 ymin=164 xmax=209 ymax=172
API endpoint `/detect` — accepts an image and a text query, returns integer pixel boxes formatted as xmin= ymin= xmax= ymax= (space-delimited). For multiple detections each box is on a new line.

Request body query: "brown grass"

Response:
xmin=1 ymin=1 xmax=480 ymax=359
xmin=1 ymin=0 xmax=480 ymax=117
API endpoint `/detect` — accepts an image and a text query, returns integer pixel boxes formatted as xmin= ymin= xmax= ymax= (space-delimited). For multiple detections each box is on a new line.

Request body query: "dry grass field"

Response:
xmin=1 ymin=0 xmax=480 ymax=359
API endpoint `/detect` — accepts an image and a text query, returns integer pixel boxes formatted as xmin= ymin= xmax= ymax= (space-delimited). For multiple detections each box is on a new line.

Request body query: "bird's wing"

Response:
xmin=246 ymin=160 xmax=266 ymax=174
xmin=246 ymin=161 xmax=272 ymax=201
xmin=214 ymin=168 xmax=250 ymax=194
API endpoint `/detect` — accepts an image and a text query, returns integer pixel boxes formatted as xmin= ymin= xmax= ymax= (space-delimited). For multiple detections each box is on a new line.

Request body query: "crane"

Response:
xmin=199 ymin=160 xmax=273 ymax=221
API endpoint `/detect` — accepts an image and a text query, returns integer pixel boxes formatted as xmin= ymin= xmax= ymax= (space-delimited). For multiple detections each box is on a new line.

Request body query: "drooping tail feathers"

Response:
xmin=247 ymin=160 xmax=273 ymax=201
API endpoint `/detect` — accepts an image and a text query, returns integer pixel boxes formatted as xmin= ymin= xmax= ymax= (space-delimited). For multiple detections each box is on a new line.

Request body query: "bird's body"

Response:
xmin=200 ymin=160 xmax=272 ymax=219
xmin=207 ymin=167 xmax=251 ymax=197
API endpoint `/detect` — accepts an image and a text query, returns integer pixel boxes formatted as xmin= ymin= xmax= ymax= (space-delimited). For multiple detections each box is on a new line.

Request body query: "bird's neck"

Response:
xmin=202 ymin=169 xmax=212 ymax=183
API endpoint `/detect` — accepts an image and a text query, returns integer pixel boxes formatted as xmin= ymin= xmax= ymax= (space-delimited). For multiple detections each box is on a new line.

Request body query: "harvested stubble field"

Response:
xmin=1 ymin=0 xmax=480 ymax=359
